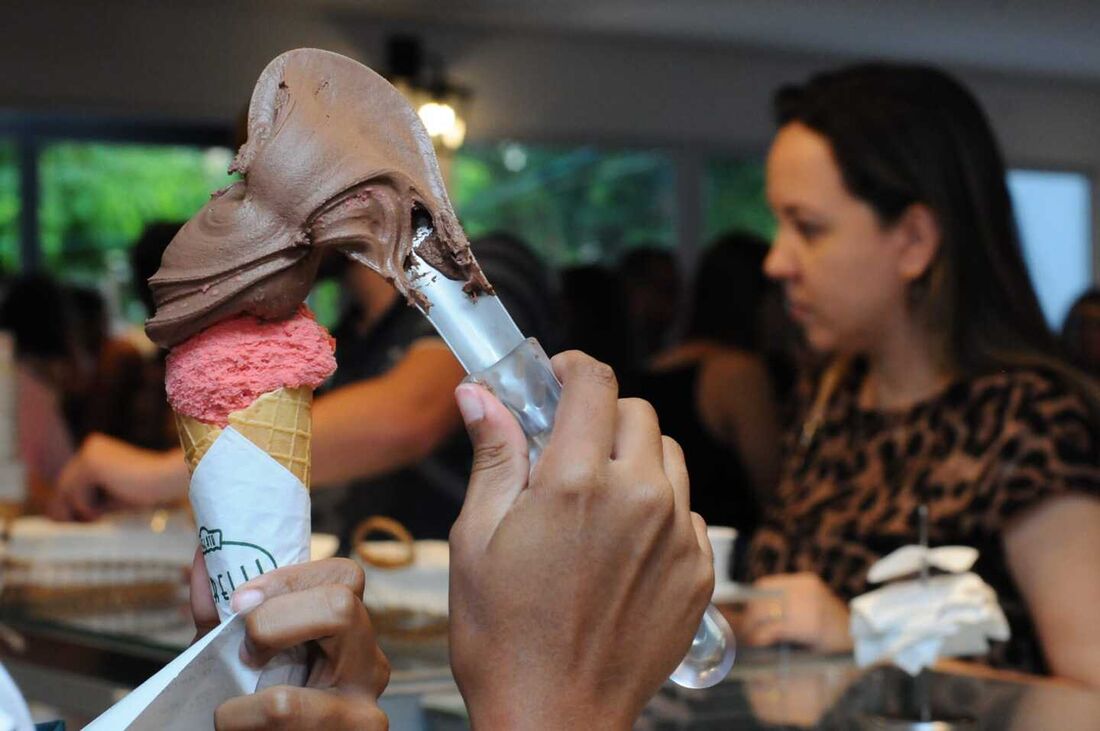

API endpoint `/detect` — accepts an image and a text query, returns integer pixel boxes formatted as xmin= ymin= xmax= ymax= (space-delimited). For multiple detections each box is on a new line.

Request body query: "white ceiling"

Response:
xmin=302 ymin=0 xmax=1100 ymax=81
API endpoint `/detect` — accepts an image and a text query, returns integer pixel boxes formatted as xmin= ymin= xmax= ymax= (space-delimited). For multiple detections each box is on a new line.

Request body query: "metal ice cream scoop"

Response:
xmin=405 ymin=221 xmax=736 ymax=689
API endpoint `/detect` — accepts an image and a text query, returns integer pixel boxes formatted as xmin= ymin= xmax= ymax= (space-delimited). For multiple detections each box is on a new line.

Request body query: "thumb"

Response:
xmin=190 ymin=547 xmax=220 ymax=641
xmin=454 ymin=383 xmax=528 ymax=538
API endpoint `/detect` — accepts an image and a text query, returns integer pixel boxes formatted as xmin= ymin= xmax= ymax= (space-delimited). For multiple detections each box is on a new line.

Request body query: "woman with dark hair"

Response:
xmin=742 ymin=63 xmax=1100 ymax=687
xmin=636 ymin=232 xmax=783 ymax=541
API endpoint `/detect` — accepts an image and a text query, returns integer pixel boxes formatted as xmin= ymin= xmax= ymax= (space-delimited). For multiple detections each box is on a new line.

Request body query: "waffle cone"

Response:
xmin=175 ymin=386 xmax=313 ymax=488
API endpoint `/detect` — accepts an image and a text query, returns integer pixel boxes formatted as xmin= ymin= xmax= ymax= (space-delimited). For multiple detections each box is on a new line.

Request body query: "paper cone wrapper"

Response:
xmin=175 ymin=386 xmax=314 ymax=623
xmin=86 ymin=391 xmax=316 ymax=728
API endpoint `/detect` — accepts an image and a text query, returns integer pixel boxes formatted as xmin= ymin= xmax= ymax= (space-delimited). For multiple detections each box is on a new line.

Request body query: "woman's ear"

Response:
xmin=895 ymin=203 xmax=942 ymax=282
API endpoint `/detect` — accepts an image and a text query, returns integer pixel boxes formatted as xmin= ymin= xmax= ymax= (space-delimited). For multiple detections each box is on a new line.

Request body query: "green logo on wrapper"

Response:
xmin=199 ymin=526 xmax=279 ymax=606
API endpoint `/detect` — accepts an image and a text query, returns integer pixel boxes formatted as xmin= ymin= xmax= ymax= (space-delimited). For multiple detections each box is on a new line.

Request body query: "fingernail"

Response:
xmin=231 ymin=588 xmax=264 ymax=613
xmin=455 ymin=384 xmax=484 ymax=425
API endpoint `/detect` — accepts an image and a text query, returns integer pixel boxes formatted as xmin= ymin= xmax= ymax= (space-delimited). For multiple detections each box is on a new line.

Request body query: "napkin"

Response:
xmin=850 ymin=545 xmax=1010 ymax=676
xmin=865 ymin=544 xmax=978 ymax=583
xmin=85 ymin=427 xmax=311 ymax=729
xmin=0 ymin=661 xmax=33 ymax=731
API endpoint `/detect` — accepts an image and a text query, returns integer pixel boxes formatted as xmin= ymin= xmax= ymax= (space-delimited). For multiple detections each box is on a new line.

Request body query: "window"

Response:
xmin=1008 ymin=170 xmax=1092 ymax=329
xmin=703 ymin=159 xmax=775 ymax=245
xmin=0 ymin=140 xmax=17 ymax=271
xmin=451 ymin=142 xmax=676 ymax=265
xmin=38 ymin=141 xmax=234 ymax=322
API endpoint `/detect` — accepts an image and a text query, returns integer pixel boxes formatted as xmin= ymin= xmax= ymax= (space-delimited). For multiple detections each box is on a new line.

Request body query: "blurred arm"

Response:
xmin=310 ymin=341 xmax=465 ymax=488
xmin=699 ymin=352 xmax=782 ymax=499
xmin=52 ymin=436 xmax=188 ymax=521
xmin=54 ymin=341 xmax=466 ymax=516
xmin=1004 ymin=493 xmax=1100 ymax=690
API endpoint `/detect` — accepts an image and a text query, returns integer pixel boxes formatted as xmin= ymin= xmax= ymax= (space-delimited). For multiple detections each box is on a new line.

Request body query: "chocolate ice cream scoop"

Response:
xmin=146 ymin=48 xmax=488 ymax=348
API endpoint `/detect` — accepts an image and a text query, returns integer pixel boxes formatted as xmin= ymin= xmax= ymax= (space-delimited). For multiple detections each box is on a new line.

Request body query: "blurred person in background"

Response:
xmin=120 ymin=221 xmax=185 ymax=449
xmin=560 ymin=264 xmax=636 ymax=389
xmin=64 ymin=284 xmax=110 ymax=428
xmin=310 ymin=230 xmax=562 ymax=546
xmin=741 ymin=63 xmax=1100 ymax=688
xmin=618 ymin=246 xmax=682 ymax=365
xmin=1062 ymin=289 xmax=1100 ymax=379
xmin=51 ymin=233 xmax=563 ymax=550
xmin=284 ymin=249 xmax=466 ymax=546
xmin=631 ymin=232 xmax=783 ymax=552
xmin=62 ymin=283 xmax=159 ymax=448
xmin=0 ymin=274 xmax=76 ymax=494
xmin=0 ymin=273 xmax=76 ymax=391
xmin=46 ymin=224 xmax=181 ymax=516
xmin=37 ymin=225 xmax=183 ymax=455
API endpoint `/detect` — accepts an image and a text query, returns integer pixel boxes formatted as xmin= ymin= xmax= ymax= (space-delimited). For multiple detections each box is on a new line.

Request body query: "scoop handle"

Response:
xmin=464 ymin=337 xmax=558 ymax=464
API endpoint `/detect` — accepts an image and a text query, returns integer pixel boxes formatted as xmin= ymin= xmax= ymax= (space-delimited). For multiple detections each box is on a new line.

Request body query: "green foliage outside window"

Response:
xmin=703 ymin=159 xmax=775 ymax=245
xmin=307 ymin=279 xmax=344 ymax=332
xmin=39 ymin=142 xmax=234 ymax=280
xmin=11 ymin=140 xmax=777 ymax=327
xmin=37 ymin=141 xmax=235 ymax=323
xmin=0 ymin=140 xmax=17 ymax=271
xmin=451 ymin=143 xmax=676 ymax=265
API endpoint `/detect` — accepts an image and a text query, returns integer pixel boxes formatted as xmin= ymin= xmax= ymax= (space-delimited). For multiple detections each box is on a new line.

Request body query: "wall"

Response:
xmin=3 ymin=0 xmax=1099 ymax=275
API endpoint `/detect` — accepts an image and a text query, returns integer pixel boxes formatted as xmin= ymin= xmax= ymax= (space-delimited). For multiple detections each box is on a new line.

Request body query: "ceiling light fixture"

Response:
xmin=386 ymin=35 xmax=470 ymax=153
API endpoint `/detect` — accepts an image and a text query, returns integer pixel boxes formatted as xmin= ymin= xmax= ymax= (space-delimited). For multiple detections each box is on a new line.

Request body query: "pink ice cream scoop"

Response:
xmin=166 ymin=306 xmax=336 ymax=427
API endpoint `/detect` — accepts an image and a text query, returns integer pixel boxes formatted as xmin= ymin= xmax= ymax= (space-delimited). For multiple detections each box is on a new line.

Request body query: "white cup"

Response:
xmin=706 ymin=525 xmax=738 ymax=583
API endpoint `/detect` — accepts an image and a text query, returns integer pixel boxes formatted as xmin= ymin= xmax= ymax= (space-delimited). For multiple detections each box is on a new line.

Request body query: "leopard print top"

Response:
xmin=746 ymin=361 xmax=1100 ymax=673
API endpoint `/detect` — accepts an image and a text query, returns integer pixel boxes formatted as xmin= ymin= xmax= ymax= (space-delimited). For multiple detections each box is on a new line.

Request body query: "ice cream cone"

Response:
xmin=175 ymin=386 xmax=313 ymax=488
